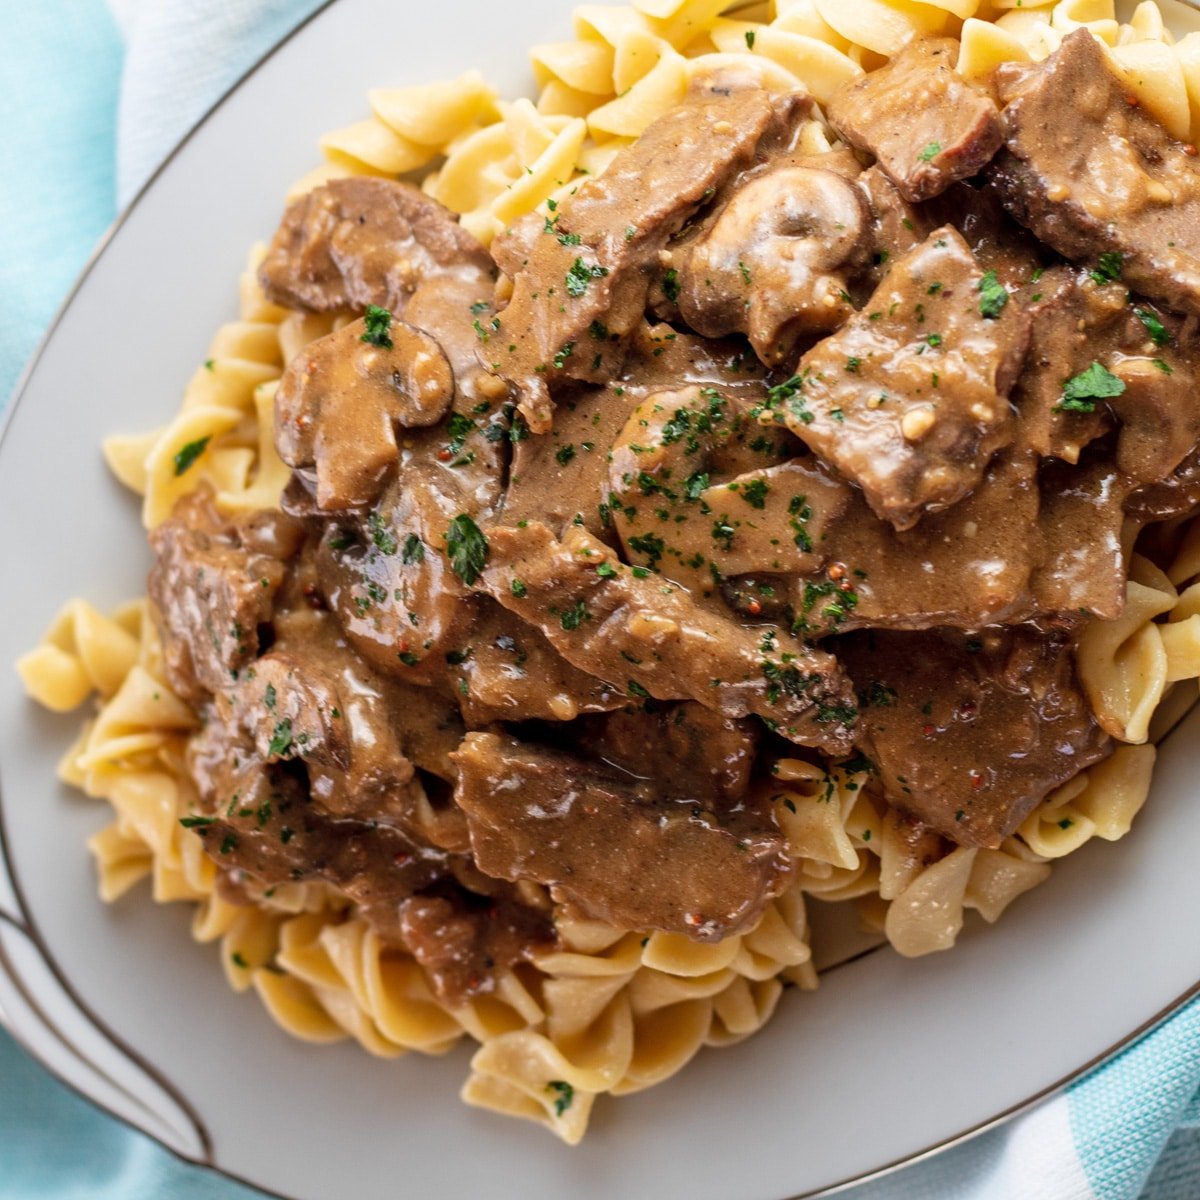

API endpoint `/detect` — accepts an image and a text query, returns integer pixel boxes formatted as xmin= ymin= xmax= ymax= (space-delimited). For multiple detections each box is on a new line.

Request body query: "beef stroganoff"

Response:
xmin=18 ymin=0 xmax=1200 ymax=1143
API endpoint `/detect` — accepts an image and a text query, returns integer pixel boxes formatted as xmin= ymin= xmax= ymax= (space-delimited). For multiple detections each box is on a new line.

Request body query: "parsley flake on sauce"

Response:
xmin=179 ymin=815 xmax=216 ymax=829
xmin=368 ymin=510 xmax=398 ymax=555
xmin=1135 ymin=307 xmax=1170 ymax=346
xmin=401 ymin=533 xmax=425 ymax=564
xmin=977 ymin=271 xmax=1009 ymax=319
xmin=446 ymin=514 xmax=488 ymax=585
xmin=1090 ymin=252 xmax=1124 ymax=285
xmin=173 ymin=436 xmax=211 ymax=477
xmin=565 ymin=256 xmax=608 ymax=298
xmin=360 ymin=304 xmax=394 ymax=349
xmin=267 ymin=719 xmax=294 ymax=758
xmin=1057 ymin=362 xmax=1126 ymax=412
xmin=918 ymin=141 xmax=942 ymax=162
xmin=662 ymin=267 xmax=681 ymax=303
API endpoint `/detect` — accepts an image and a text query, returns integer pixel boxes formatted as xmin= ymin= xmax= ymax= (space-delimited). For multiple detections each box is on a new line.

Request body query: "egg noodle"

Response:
xmin=17 ymin=0 xmax=1200 ymax=1143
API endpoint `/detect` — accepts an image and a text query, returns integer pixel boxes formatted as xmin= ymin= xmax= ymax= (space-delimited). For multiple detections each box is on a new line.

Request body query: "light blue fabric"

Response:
xmin=1 ymin=3 xmax=1199 ymax=1198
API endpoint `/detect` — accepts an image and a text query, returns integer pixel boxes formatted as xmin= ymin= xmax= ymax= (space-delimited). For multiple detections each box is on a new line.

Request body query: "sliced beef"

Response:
xmin=503 ymin=383 xmax=636 ymax=540
xmin=274 ymin=315 xmax=454 ymax=512
xmin=828 ymin=37 xmax=1004 ymax=203
xmin=839 ymin=625 xmax=1111 ymax=848
xmin=258 ymin=178 xmax=491 ymax=315
xmin=454 ymin=731 xmax=794 ymax=941
xmin=1012 ymin=269 xmax=1124 ymax=462
xmin=473 ymin=521 xmax=858 ymax=754
xmin=1127 ymin=442 xmax=1200 ymax=521
xmin=674 ymin=164 xmax=872 ymax=365
xmin=449 ymin=599 xmax=625 ymax=725
xmin=1033 ymin=454 xmax=1130 ymax=620
xmin=148 ymin=491 xmax=302 ymax=701
xmin=781 ymin=453 xmax=1040 ymax=635
xmin=771 ymin=226 xmax=1029 ymax=530
xmin=576 ymin=703 xmax=760 ymax=810
xmin=398 ymin=892 xmax=556 ymax=1003
xmin=488 ymin=78 xmax=809 ymax=432
xmin=988 ymin=28 xmax=1200 ymax=318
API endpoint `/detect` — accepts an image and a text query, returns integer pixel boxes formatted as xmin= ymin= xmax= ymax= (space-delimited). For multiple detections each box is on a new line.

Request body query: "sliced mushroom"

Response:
xmin=275 ymin=314 xmax=454 ymax=512
xmin=677 ymin=166 xmax=871 ymax=366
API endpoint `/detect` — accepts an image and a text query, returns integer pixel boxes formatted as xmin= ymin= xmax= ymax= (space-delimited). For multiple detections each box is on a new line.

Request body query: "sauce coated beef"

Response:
xmin=988 ymin=28 xmax=1200 ymax=317
xmin=160 ymin=47 xmax=1200 ymax=987
xmin=454 ymin=731 xmax=792 ymax=941
xmin=828 ymin=38 xmax=1004 ymax=203
xmin=839 ymin=625 xmax=1110 ymax=849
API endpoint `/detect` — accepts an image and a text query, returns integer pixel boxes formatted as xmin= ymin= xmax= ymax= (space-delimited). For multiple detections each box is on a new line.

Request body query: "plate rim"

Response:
xmin=2 ymin=1 xmax=1200 ymax=1196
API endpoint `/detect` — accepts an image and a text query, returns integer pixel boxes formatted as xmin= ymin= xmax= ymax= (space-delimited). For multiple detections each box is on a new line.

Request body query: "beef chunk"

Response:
xmin=148 ymin=491 xmax=302 ymax=700
xmin=474 ymin=522 xmax=857 ymax=754
xmin=398 ymin=892 xmax=556 ymax=1004
xmin=674 ymin=164 xmax=872 ymax=365
xmin=839 ymin=625 xmax=1111 ymax=848
xmin=274 ymin=315 xmax=454 ymax=512
xmin=782 ymin=453 xmax=1040 ymax=634
xmin=489 ymin=78 xmax=808 ymax=432
xmin=771 ymin=226 xmax=1029 ymax=530
xmin=1127 ymin=441 xmax=1200 ymax=521
xmin=1033 ymin=455 xmax=1130 ymax=621
xmin=988 ymin=29 xmax=1200 ymax=318
xmin=1012 ymin=269 xmax=1124 ymax=461
xmin=576 ymin=703 xmax=760 ymax=809
xmin=258 ymin=178 xmax=491 ymax=315
xmin=454 ymin=731 xmax=794 ymax=941
xmin=828 ymin=38 xmax=1004 ymax=203
xmin=450 ymin=600 xmax=625 ymax=725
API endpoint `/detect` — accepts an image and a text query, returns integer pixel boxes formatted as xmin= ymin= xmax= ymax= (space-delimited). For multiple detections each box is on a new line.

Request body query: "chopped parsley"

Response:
xmin=555 ymin=444 xmax=577 ymax=466
xmin=662 ymin=268 xmax=681 ymax=303
xmin=565 ymin=256 xmax=608 ymax=298
xmin=361 ymin=304 xmax=394 ymax=349
xmin=267 ymin=719 xmax=294 ymax=758
xmin=977 ymin=271 xmax=1009 ymax=319
xmin=1057 ymin=361 xmax=1126 ymax=413
xmin=918 ymin=141 xmax=942 ymax=162
xmin=1090 ymin=252 xmax=1124 ymax=285
xmin=368 ymin=511 xmax=398 ymax=555
xmin=546 ymin=1080 xmax=575 ymax=1117
xmin=1154 ymin=358 xmax=1175 ymax=375
xmin=172 ymin=436 xmax=211 ymax=477
xmin=401 ymin=533 xmax=425 ymax=564
xmin=1135 ymin=307 xmax=1170 ymax=346
xmin=510 ymin=578 xmax=527 ymax=598
xmin=627 ymin=680 xmax=651 ymax=699
xmin=179 ymin=815 xmax=216 ymax=829
xmin=446 ymin=514 xmax=488 ymax=585
xmin=744 ymin=29 xmax=756 ymax=48
xmin=740 ymin=478 xmax=769 ymax=509
xmin=560 ymin=600 xmax=589 ymax=631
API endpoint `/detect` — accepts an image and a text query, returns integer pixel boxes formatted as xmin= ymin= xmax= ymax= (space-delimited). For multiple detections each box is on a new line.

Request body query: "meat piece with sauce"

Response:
xmin=838 ymin=625 xmax=1111 ymax=848
xmin=473 ymin=521 xmax=858 ymax=754
xmin=454 ymin=731 xmax=794 ymax=941
xmin=148 ymin=490 xmax=303 ymax=701
xmin=488 ymin=75 xmax=809 ymax=432
xmin=828 ymin=38 xmax=1004 ymax=203
xmin=769 ymin=226 xmax=1030 ymax=530
xmin=988 ymin=29 xmax=1200 ymax=318
xmin=258 ymin=178 xmax=491 ymax=315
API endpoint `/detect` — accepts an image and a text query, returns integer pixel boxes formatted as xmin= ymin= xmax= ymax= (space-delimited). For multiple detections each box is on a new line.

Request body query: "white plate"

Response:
xmin=3 ymin=2 xmax=1200 ymax=1197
